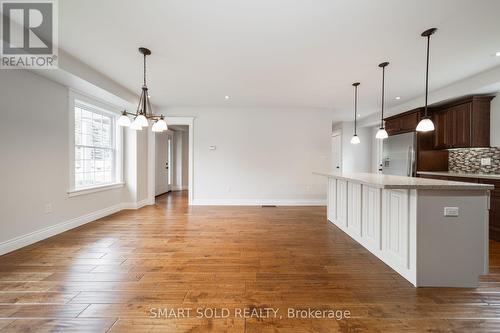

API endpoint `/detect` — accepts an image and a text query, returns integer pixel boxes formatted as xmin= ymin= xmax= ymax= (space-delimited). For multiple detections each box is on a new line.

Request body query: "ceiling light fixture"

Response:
xmin=350 ymin=82 xmax=361 ymax=145
xmin=375 ymin=62 xmax=389 ymax=140
xmin=395 ymin=96 xmax=401 ymax=100
xmin=416 ymin=28 xmax=437 ymax=132
xmin=496 ymin=51 xmax=500 ymax=57
xmin=117 ymin=47 xmax=168 ymax=132
xmin=225 ymin=95 xmax=230 ymax=100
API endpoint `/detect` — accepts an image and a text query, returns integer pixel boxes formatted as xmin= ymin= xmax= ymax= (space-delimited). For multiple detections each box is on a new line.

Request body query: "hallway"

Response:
xmin=0 ymin=192 xmax=499 ymax=332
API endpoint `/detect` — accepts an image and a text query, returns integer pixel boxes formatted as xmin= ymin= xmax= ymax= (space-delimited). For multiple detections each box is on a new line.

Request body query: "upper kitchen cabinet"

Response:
xmin=432 ymin=96 xmax=493 ymax=149
xmin=384 ymin=109 xmax=420 ymax=136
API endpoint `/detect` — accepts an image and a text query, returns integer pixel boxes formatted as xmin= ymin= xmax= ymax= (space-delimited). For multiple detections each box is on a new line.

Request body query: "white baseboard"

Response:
xmin=0 ymin=200 xmax=151 ymax=256
xmin=171 ymin=185 xmax=188 ymax=191
xmin=122 ymin=198 xmax=151 ymax=210
xmin=190 ymin=199 xmax=327 ymax=206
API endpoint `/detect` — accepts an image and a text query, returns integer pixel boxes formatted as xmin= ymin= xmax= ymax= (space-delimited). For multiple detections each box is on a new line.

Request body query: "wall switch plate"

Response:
xmin=444 ymin=207 xmax=459 ymax=217
xmin=44 ymin=203 xmax=53 ymax=214
xmin=481 ymin=158 xmax=491 ymax=166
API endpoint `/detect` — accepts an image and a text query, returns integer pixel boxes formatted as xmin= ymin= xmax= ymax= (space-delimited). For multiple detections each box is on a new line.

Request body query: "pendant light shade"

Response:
xmin=130 ymin=118 xmax=143 ymax=130
xmin=416 ymin=117 xmax=435 ymax=132
xmin=375 ymin=128 xmax=389 ymax=139
xmin=157 ymin=116 xmax=168 ymax=131
xmin=117 ymin=111 xmax=131 ymax=127
xmin=376 ymin=62 xmax=389 ymax=140
xmin=416 ymin=28 xmax=437 ymax=132
xmin=136 ymin=114 xmax=149 ymax=127
xmin=152 ymin=120 xmax=163 ymax=132
xmin=351 ymin=82 xmax=361 ymax=145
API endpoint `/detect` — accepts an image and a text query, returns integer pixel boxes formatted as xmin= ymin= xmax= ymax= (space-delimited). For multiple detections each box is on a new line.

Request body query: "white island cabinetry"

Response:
xmin=319 ymin=172 xmax=492 ymax=287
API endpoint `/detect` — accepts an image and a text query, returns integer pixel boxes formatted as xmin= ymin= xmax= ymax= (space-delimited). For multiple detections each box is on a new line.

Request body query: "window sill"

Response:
xmin=68 ymin=182 xmax=125 ymax=198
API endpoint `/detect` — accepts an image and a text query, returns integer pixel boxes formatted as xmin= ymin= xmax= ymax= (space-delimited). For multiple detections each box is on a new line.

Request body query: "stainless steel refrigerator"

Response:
xmin=381 ymin=132 xmax=417 ymax=177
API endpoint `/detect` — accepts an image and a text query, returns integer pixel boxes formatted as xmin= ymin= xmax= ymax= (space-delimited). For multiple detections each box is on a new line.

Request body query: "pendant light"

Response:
xmin=375 ymin=62 xmax=389 ymax=139
xmin=350 ymin=82 xmax=361 ymax=145
xmin=118 ymin=47 xmax=168 ymax=132
xmin=416 ymin=28 xmax=437 ymax=132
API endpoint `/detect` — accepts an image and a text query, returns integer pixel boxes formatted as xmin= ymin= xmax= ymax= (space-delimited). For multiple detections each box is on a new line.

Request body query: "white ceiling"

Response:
xmin=59 ymin=0 xmax=500 ymax=119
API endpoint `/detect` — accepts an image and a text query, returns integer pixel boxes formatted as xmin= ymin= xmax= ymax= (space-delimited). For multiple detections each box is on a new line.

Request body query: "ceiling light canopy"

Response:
xmin=416 ymin=28 xmax=437 ymax=133
xmin=376 ymin=62 xmax=389 ymax=140
xmin=118 ymin=47 xmax=168 ymax=132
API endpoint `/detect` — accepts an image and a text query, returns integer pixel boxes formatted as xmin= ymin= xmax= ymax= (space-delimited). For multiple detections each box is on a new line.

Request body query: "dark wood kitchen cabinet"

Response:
xmin=384 ymin=109 xmax=420 ymax=136
xmin=433 ymin=109 xmax=452 ymax=149
xmin=432 ymin=96 xmax=493 ymax=149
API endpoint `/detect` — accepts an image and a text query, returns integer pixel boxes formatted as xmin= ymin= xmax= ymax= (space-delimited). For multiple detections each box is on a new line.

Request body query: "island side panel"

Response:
xmin=416 ymin=189 xmax=489 ymax=287
xmin=327 ymin=178 xmax=337 ymax=223
xmin=380 ymin=188 xmax=417 ymax=286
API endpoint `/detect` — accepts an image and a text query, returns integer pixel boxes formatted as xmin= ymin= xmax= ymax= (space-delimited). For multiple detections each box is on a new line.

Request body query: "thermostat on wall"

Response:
xmin=209 ymin=145 xmax=216 ymax=150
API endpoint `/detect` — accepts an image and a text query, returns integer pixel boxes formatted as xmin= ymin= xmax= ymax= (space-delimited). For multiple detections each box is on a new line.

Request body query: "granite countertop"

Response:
xmin=417 ymin=171 xmax=500 ymax=180
xmin=314 ymin=171 xmax=494 ymax=191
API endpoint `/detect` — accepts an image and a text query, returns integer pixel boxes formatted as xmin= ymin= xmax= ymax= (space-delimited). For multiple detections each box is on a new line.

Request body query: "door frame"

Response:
xmin=148 ymin=116 xmax=194 ymax=205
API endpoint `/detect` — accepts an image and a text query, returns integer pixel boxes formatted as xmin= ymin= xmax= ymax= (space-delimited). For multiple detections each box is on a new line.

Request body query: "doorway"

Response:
xmin=148 ymin=117 xmax=194 ymax=205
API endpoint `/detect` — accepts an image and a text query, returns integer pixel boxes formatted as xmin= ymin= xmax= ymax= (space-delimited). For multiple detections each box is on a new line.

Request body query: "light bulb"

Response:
xmin=130 ymin=118 xmax=143 ymax=130
xmin=376 ymin=128 xmax=388 ymax=139
xmin=136 ymin=114 xmax=149 ymax=127
xmin=152 ymin=121 xmax=163 ymax=132
xmin=416 ymin=118 xmax=435 ymax=132
xmin=117 ymin=114 xmax=131 ymax=127
xmin=157 ymin=118 xmax=168 ymax=131
xmin=350 ymin=135 xmax=360 ymax=145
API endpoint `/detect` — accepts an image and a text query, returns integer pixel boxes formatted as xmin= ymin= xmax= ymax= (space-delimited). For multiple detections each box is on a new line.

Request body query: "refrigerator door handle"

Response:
xmin=406 ymin=146 xmax=412 ymax=177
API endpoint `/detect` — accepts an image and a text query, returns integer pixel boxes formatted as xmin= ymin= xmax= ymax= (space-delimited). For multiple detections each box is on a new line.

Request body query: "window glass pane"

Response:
xmin=75 ymin=108 xmax=81 ymax=133
xmin=75 ymin=173 xmax=84 ymax=188
xmin=74 ymin=103 xmax=115 ymax=189
xmin=81 ymin=110 xmax=92 ymax=136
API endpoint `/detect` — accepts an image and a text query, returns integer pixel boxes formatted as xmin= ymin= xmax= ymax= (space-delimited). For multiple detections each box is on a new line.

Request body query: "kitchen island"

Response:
xmin=315 ymin=171 xmax=493 ymax=287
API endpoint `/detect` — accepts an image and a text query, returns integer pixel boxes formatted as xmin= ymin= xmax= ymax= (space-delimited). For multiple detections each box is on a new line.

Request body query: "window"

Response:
xmin=69 ymin=93 xmax=123 ymax=195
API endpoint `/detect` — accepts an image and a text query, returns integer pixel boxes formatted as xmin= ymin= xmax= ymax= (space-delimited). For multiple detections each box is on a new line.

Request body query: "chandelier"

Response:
xmin=117 ymin=47 xmax=168 ymax=132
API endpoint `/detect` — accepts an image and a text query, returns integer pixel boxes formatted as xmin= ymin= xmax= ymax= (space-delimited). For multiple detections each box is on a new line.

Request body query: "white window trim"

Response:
xmin=68 ymin=89 xmax=124 ymax=196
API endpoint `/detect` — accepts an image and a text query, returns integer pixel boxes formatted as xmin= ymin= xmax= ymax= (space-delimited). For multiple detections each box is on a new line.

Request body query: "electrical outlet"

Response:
xmin=44 ymin=203 xmax=53 ymax=214
xmin=444 ymin=207 xmax=459 ymax=217
xmin=481 ymin=158 xmax=491 ymax=166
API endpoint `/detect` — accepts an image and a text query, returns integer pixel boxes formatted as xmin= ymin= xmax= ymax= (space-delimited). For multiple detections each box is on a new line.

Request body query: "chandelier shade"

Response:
xmin=117 ymin=47 xmax=168 ymax=132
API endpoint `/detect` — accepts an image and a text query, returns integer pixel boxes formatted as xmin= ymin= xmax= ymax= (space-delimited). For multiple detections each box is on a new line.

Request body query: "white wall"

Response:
xmin=159 ymin=107 xmax=332 ymax=205
xmin=491 ymin=92 xmax=500 ymax=147
xmin=332 ymin=122 xmax=372 ymax=173
xmin=0 ymin=69 xmax=146 ymax=255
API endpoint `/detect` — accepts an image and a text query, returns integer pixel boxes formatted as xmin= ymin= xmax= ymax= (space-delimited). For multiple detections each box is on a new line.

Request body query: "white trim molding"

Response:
xmin=0 ymin=200 xmax=149 ymax=256
xmin=191 ymin=199 xmax=327 ymax=206
xmin=67 ymin=182 xmax=125 ymax=197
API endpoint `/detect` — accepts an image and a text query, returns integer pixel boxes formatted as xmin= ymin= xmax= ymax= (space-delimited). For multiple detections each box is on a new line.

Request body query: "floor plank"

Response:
xmin=0 ymin=191 xmax=499 ymax=332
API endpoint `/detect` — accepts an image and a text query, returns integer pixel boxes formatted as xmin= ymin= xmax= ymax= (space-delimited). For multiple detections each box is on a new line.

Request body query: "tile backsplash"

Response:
xmin=449 ymin=147 xmax=500 ymax=174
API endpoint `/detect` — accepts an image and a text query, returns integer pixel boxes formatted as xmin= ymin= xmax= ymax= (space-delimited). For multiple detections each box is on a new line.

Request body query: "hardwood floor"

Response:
xmin=1 ymin=191 xmax=500 ymax=332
